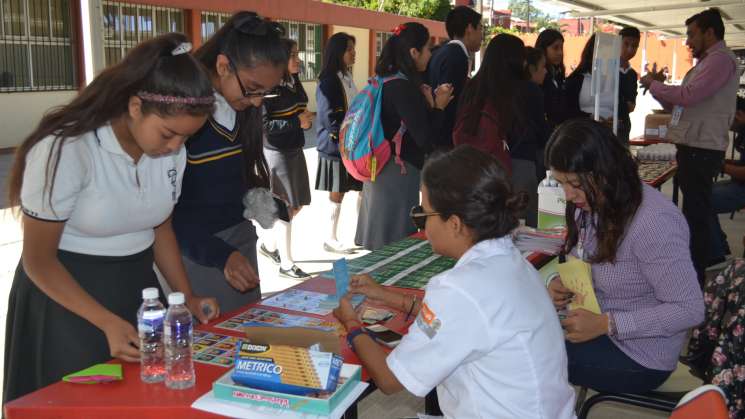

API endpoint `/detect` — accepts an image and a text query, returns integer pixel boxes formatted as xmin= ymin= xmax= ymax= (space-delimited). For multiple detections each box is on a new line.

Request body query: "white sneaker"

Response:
xmin=323 ymin=240 xmax=356 ymax=254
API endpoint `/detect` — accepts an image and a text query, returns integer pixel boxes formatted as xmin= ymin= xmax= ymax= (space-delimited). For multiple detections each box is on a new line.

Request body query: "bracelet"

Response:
xmin=404 ymin=295 xmax=417 ymax=322
xmin=346 ymin=326 xmax=368 ymax=352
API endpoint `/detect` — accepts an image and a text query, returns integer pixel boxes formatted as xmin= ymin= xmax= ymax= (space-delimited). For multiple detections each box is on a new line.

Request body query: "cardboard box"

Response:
xmin=538 ymin=186 xmax=567 ymax=230
xmin=243 ymin=325 xmax=342 ymax=355
xmin=644 ymin=113 xmax=672 ymax=139
xmin=231 ymin=342 xmax=343 ymax=396
xmin=214 ymin=363 xmax=362 ymax=416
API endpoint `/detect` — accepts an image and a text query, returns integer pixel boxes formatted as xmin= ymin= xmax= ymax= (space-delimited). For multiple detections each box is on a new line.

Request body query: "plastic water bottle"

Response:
xmin=137 ymin=287 xmax=166 ymax=383
xmin=164 ymin=292 xmax=195 ymax=389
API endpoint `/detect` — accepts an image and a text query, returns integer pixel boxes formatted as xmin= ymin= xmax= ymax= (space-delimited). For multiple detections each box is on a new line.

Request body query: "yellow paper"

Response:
xmin=557 ymin=256 xmax=601 ymax=314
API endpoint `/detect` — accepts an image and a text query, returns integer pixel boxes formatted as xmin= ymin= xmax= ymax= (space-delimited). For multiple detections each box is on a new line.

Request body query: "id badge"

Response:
xmin=671 ymin=106 xmax=684 ymax=127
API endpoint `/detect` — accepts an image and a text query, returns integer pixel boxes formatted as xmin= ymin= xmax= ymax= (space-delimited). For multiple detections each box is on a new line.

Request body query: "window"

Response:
xmin=102 ymin=1 xmax=183 ymax=67
xmin=375 ymin=31 xmax=392 ymax=63
xmin=201 ymin=11 xmax=230 ymax=41
xmin=276 ymin=19 xmax=322 ymax=81
xmin=0 ymin=0 xmax=75 ymax=92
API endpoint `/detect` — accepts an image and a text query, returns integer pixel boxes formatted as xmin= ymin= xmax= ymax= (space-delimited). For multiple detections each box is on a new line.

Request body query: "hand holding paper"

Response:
xmin=556 ymin=256 xmax=601 ymax=314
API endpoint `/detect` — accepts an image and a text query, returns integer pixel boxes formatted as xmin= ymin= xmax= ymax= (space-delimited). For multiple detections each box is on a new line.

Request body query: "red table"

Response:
xmin=4 ymin=240 xmax=552 ymax=419
xmin=629 ymin=135 xmax=670 ymax=147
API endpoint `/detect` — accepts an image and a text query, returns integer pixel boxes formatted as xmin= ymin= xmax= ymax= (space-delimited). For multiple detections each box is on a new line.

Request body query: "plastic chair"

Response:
xmin=670 ymin=385 xmax=728 ymax=419
xmin=577 ymin=362 xmax=703 ymax=419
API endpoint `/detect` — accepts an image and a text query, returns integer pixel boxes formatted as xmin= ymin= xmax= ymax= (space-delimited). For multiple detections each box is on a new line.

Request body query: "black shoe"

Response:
xmin=259 ymin=244 xmax=281 ymax=265
xmin=279 ymin=265 xmax=311 ymax=280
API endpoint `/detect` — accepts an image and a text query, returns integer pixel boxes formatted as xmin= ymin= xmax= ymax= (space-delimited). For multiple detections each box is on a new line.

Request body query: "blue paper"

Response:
xmin=333 ymin=258 xmax=350 ymax=299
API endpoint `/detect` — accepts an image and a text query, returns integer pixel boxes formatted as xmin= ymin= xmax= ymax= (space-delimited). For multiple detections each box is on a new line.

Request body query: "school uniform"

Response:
xmin=315 ymin=71 xmax=362 ymax=193
xmin=263 ymin=73 xmax=311 ymax=208
xmin=387 ymin=237 xmax=576 ymax=419
xmin=355 ymin=77 xmax=443 ymax=250
xmin=4 ymin=124 xmax=185 ymax=403
xmin=618 ymin=66 xmax=639 ymax=142
xmin=542 ymin=67 xmax=566 ymax=131
xmin=172 ymin=93 xmax=260 ymax=313
xmin=427 ymin=40 xmax=470 ymax=149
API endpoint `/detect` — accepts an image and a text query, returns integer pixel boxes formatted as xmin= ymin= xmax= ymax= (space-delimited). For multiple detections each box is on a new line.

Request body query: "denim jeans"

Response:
xmin=708 ymin=180 xmax=745 ymax=261
xmin=566 ymin=336 xmax=672 ymax=394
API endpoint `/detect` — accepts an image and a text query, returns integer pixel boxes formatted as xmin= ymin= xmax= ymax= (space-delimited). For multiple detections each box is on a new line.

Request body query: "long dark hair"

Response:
xmin=569 ymin=34 xmax=596 ymax=78
xmin=423 ymin=145 xmax=528 ymax=243
xmin=524 ymin=46 xmax=545 ymax=79
xmin=8 ymin=32 xmax=214 ymax=212
xmin=535 ymin=29 xmax=565 ymax=82
xmin=545 ymin=118 xmax=642 ymax=264
xmin=375 ymin=22 xmax=430 ymax=87
xmin=459 ymin=34 xmax=526 ymax=136
xmin=195 ymin=11 xmax=287 ymax=189
xmin=319 ymin=32 xmax=355 ymax=80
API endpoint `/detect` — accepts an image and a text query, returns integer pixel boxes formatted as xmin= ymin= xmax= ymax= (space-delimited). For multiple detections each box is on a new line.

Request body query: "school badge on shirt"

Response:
xmin=416 ymin=302 xmax=441 ymax=339
xmin=168 ymin=168 xmax=177 ymax=201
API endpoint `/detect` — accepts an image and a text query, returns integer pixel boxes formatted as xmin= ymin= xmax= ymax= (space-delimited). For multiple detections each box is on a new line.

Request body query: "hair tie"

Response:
xmin=137 ymin=91 xmax=215 ymax=106
xmin=171 ymin=42 xmax=192 ymax=56
xmin=392 ymin=24 xmax=406 ymax=36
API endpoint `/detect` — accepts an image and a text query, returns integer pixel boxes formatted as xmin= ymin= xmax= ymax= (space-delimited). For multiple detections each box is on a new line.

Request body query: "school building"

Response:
xmin=0 ymin=0 xmax=449 ymax=150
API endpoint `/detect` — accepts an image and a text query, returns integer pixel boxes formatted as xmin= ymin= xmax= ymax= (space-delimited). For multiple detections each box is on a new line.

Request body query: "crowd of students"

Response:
xmin=2 ymin=5 xmax=741 ymax=419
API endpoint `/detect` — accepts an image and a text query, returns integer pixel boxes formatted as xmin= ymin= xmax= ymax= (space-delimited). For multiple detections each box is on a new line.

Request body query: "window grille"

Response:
xmin=0 ymin=0 xmax=75 ymax=92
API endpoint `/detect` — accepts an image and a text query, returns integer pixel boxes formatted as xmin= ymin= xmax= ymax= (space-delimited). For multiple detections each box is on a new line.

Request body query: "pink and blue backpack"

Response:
xmin=339 ymin=74 xmax=407 ymax=182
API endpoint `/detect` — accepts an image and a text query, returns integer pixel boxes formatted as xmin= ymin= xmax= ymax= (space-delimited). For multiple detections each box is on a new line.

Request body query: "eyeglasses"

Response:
xmin=228 ymin=59 xmax=279 ymax=99
xmin=409 ymin=205 xmax=440 ymax=230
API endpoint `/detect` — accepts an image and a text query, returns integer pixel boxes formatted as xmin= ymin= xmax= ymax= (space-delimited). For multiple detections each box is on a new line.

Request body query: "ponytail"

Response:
xmin=375 ymin=22 xmax=430 ymax=87
xmin=8 ymin=32 xmax=214 ymax=211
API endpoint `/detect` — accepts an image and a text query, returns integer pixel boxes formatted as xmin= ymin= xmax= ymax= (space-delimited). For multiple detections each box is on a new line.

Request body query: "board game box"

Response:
xmin=213 ymin=363 xmax=362 ymax=416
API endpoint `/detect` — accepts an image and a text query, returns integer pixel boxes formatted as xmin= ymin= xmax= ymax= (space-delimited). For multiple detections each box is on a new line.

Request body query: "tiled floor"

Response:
xmin=0 ymin=93 xmax=743 ymax=418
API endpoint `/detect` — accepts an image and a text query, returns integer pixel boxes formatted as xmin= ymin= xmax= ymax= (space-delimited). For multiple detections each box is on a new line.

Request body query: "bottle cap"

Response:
xmin=168 ymin=292 xmax=185 ymax=305
xmin=142 ymin=287 xmax=159 ymax=300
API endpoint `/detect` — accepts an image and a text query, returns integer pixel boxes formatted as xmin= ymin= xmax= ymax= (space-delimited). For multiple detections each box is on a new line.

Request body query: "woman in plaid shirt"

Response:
xmin=545 ymin=118 xmax=704 ymax=393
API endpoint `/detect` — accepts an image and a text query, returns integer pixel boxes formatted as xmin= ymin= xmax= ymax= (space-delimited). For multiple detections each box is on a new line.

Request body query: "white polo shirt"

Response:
xmin=20 ymin=123 xmax=186 ymax=256
xmin=387 ymin=237 xmax=576 ymax=419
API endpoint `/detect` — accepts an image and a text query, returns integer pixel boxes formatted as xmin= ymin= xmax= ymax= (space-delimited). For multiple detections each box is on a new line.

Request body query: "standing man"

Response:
xmin=641 ymin=8 xmax=739 ymax=285
xmin=617 ymin=26 xmax=641 ymax=143
xmin=427 ymin=6 xmax=482 ymax=149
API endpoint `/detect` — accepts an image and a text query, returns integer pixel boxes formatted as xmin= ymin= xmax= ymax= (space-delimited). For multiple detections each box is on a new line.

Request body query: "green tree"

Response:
xmin=326 ymin=0 xmax=451 ymax=21
xmin=507 ymin=0 xmax=559 ymax=32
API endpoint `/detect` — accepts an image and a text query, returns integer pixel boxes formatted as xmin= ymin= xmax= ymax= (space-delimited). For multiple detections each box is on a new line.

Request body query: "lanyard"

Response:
xmin=577 ymin=212 xmax=590 ymax=261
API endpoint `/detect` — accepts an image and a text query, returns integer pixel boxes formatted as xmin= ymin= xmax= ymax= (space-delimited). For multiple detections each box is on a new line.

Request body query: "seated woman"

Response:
xmin=333 ymin=145 xmax=576 ymax=418
xmin=545 ymin=118 xmax=705 ymax=393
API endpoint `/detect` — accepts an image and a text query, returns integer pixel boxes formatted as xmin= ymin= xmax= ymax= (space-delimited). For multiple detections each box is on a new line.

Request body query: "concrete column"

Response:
xmin=79 ymin=0 xmax=105 ymax=85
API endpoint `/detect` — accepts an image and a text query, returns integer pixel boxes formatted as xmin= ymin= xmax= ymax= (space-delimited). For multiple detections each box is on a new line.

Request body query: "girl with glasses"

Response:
xmin=333 ymin=145 xmax=576 ymax=418
xmin=172 ymin=11 xmax=287 ymax=313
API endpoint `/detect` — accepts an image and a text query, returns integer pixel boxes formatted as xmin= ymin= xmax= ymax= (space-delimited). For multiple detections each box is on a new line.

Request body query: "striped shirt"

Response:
xmin=571 ymin=184 xmax=704 ymax=371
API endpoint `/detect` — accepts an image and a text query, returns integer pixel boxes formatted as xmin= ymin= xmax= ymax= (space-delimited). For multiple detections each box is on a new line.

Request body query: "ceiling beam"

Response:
xmin=643 ymin=19 xmax=745 ymax=30
xmin=569 ymin=0 xmax=745 ymax=18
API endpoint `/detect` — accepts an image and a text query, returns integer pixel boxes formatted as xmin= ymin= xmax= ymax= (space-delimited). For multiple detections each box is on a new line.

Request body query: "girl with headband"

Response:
xmin=172 ymin=12 xmax=288 ymax=310
xmin=4 ymin=33 xmax=218 ymax=403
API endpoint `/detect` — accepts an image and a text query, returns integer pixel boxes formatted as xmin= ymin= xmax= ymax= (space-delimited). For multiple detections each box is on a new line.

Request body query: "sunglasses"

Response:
xmin=228 ymin=59 xmax=279 ymax=99
xmin=409 ymin=205 xmax=440 ymax=230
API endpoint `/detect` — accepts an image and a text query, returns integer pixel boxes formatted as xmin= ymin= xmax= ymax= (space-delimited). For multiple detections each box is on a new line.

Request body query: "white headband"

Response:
xmin=171 ymin=42 xmax=192 ymax=56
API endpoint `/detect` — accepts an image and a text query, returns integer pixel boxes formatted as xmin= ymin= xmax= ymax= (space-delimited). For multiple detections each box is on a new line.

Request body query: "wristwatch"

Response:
xmin=607 ymin=312 xmax=618 ymax=337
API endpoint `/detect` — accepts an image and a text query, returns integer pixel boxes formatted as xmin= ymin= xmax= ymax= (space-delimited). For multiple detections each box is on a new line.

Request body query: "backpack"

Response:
xmin=686 ymin=259 xmax=745 ymax=418
xmin=339 ymin=74 xmax=407 ymax=182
